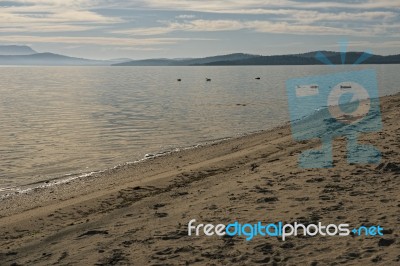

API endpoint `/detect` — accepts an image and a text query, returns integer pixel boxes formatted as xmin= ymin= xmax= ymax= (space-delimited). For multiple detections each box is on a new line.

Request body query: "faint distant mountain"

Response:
xmin=106 ymin=58 xmax=133 ymax=64
xmin=113 ymin=53 xmax=259 ymax=66
xmin=184 ymin=53 xmax=259 ymax=65
xmin=0 ymin=45 xmax=37 ymax=55
xmin=198 ymin=51 xmax=400 ymax=65
xmin=114 ymin=51 xmax=400 ymax=66
xmin=1 ymin=46 xmax=399 ymax=66
xmin=0 ymin=52 xmax=109 ymax=66
xmin=0 ymin=44 xmax=126 ymax=66
xmin=295 ymin=50 xmax=338 ymax=58
xmin=114 ymin=58 xmax=174 ymax=66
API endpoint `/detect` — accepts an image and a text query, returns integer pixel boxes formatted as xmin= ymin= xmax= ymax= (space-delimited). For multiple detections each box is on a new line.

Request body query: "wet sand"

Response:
xmin=0 ymin=93 xmax=399 ymax=265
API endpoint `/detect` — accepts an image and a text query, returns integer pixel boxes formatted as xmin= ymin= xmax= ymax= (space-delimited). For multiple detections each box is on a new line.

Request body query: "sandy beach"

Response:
xmin=0 ymin=93 xmax=399 ymax=266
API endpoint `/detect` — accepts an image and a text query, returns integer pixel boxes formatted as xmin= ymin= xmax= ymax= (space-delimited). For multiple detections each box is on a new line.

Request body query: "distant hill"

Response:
xmin=0 ymin=45 xmax=399 ymax=66
xmin=0 ymin=45 xmax=37 ymax=55
xmin=205 ymin=51 xmax=400 ymax=65
xmin=114 ymin=53 xmax=259 ymax=66
xmin=0 ymin=45 xmax=130 ymax=66
xmin=114 ymin=51 xmax=400 ymax=66
xmin=106 ymin=58 xmax=133 ymax=64
xmin=183 ymin=53 xmax=259 ymax=65
xmin=115 ymin=58 xmax=177 ymax=66
xmin=0 ymin=52 xmax=111 ymax=66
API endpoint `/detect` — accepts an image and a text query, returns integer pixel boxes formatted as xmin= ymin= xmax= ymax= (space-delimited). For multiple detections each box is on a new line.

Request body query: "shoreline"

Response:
xmin=0 ymin=132 xmax=245 ymax=199
xmin=0 ymin=120 xmax=290 ymax=217
xmin=1 ymin=91 xmax=390 ymax=200
xmin=0 ymin=92 xmax=398 ymax=265
xmin=0 ymin=123 xmax=284 ymax=200
xmin=0 ymin=112 xmax=305 ymax=226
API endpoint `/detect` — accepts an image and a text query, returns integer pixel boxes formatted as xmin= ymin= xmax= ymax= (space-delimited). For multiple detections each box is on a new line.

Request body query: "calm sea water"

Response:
xmin=0 ymin=65 xmax=399 ymax=191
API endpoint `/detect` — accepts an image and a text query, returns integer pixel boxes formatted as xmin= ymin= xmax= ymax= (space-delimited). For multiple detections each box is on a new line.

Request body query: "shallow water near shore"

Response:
xmin=0 ymin=65 xmax=399 ymax=191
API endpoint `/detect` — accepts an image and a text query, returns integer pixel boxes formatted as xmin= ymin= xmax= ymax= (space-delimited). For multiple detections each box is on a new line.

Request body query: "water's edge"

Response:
xmin=0 ymin=92 xmax=394 ymax=200
xmin=0 ymin=129 xmax=266 ymax=199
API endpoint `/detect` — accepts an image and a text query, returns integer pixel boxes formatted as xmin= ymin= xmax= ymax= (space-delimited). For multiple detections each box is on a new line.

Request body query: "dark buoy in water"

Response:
xmin=255 ymin=77 xmax=261 ymax=80
xmin=177 ymin=79 xmax=182 ymax=82
xmin=206 ymin=78 xmax=211 ymax=82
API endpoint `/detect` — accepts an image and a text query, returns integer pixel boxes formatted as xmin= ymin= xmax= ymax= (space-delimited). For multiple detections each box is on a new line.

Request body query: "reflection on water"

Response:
xmin=0 ymin=65 xmax=399 ymax=189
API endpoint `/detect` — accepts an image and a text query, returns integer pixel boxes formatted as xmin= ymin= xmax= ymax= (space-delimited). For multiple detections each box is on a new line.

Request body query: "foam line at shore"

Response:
xmin=0 ymin=93 xmax=392 ymax=200
xmin=0 ymin=135 xmax=237 ymax=200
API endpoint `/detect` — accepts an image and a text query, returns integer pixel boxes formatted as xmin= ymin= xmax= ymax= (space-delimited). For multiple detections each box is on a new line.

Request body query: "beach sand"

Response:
xmin=0 ymin=93 xmax=399 ymax=265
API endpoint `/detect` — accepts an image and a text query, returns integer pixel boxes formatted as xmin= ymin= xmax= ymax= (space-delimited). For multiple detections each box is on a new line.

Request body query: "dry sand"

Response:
xmin=0 ymin=94 xmax=399 ymax=266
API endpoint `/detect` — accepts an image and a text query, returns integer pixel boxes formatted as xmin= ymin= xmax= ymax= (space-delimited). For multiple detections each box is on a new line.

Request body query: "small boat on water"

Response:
xmin=295 ymin=84 xmax=319 ymax=97
xmin=255 ymin=77 xmax=261 ymax=80
xmin=296 ymin=84 xmax=319 ymax=89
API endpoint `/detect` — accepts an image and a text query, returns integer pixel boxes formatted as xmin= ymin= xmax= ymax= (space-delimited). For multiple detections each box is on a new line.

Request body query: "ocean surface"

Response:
xmin=0 ymin=65 xmax=399 ymax=193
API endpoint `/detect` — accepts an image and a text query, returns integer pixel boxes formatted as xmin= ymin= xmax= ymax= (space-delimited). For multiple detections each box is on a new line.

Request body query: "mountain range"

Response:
xmin=0 ymin=45 xmax=129 ymax=66
xmin=0 ymin=45 xmax=399 ymax=66
xmin=114 ymin=52 xmax=400 ymax=66
xmin=0 ymin=45 xmax=37 ymax=56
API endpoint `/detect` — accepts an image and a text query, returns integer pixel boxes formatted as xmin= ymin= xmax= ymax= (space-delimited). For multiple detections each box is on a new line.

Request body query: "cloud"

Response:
xmin=133 ymin=0 xmax=400 ymax=12
xmin=175 ymin=14 xmax=196 ymax=19
xmin=113 ymin=27 xmax=174 ymax=36
xmin=0 ymin=0 xmax=121 ymax=33
xmin=265 ymin=10 xmax=397 ymax=23
xmin=0 ymin=25 xmax=96 ymax=33
xmin=113 ymin=19 xmax=244 ymax=36
xmin=246 ymin=21 xmax=359 ymax=35
xmin=321 ymin=40 xmax=400 ymax=54
xmin=0 ymin=35 xmax=214 ymax=46
xmin=49 ymin=10 xmax=121 ymax=23
xmin=112 ymin=15 xmax=399 ymax=37
xmin=1 ymin=0 xmax=399 ymax=56
xmin=114 ymin=46 xmax=167 ymax=51
xmin=9 ymin=0 xmax=93 ymax=8
xmin=3 ymin=1 xmax=399 ymax=34
xmin=109 ymin=2 xmax=398 ymax=38
xmin=0 ymin=9 xmax=120 ymax=24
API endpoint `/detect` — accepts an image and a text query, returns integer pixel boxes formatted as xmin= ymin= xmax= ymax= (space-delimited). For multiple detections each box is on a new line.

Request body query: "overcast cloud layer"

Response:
xmin=0 ymin=0 xmax=399 ymax=59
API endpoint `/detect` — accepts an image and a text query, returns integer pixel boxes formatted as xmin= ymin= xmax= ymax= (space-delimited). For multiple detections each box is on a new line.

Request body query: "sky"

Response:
xmin=0 ymin=0 xmax=399 ymax=60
